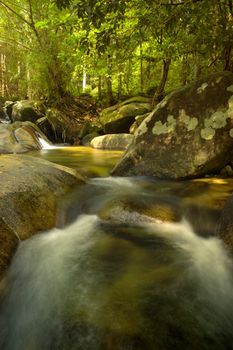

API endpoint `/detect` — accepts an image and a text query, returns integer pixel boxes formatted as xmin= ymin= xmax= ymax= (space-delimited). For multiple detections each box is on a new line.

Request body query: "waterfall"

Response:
xmin=1 ymin=213 xmax=233 ymax=350
xmin=38 ymin=137 xmax=61 ymax=150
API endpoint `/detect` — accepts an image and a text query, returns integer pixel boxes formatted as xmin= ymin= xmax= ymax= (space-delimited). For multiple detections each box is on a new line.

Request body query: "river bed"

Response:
xmin=1 ymin=147 xmax=233 ymax=350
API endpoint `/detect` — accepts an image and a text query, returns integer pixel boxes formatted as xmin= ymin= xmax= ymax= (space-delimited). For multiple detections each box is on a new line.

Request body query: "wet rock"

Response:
xmin=0 ymin=121 xmax=51 ymax=154
xmin=36 ymin=116 xmax=56 ymax=143
xmin=11 ymin=100 xmax=45 ymax=123
xmin=99 ymin=195 xmax=181 ymax=225
xmin=0 ymin=219 xmax=19 ymax=279
xmin=100 ymin=96 xmax=152 ymax=134
xmin=91 ymin=134 xmax=133 ymax=150
xmin=112 ymin=72 xmax=233 ymax=179
xmin=3 ymin=101 xmax=15 ymax=121
xmin=0 ymin=154 xmax=85 ymax=277
xmin=216 ymin=194 xmax=233 ymax=252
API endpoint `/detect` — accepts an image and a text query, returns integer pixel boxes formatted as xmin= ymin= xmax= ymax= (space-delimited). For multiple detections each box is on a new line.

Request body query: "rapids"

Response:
xmin=1 ymin=149 xmax=233 ymax=350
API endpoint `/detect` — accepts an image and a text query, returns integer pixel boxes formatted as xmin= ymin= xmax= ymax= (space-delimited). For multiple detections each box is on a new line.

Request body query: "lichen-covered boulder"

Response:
xmin=129 ymin=113 xmax=150 ymax=134
xmin=100 ymin=96 xmax=152 ymax=134
xmin=0 ymin=121 xmax=51 ymax=154
xmin=91 ymin=134 xmax=133 ymax=150
xmin=112 ymin=72 xmax=233 ymax=179
xmin=11 ymin=100 xmax=45 ymax=123
xmin=0 ymin=154 xmax=85 ymax=277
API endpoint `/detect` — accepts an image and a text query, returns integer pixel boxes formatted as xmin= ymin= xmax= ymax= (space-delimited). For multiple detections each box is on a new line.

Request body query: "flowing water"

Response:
xmin=1 ymin=148 xmax=233 ymax=350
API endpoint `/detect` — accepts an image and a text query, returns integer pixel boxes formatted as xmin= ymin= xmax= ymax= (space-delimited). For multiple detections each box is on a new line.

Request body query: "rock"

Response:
xmin=11 ymin=100 xmax=45 ymax=123
xmin=90 ymin=134 xmax=133 ymax=150
xmin=3 ymin=101 xmax=15 ymax=121
xmin=216 ymin=194 xmax=233 ymax=252
xmin=99 ymin=195 xmax=181 ymax=225
xmin=0 ymin=154 xmax=85 ymax=277
xmin=46 ymin=108 xmax=83 ymax=144
xmin=220 ymin=165 xmax=233 ymax=176
xmin=82 ymin=132 xmax=99 ymax=146
xmin=0 ymin=219 xmax=19 ymax=278
xmin=112 ymin=72 xmax=233 ymax=179
xmin=36 ymin=116 xmax=56 ymax=143
xmin=78 ymin=121 xmax=102 ymax=140
xmin=129 ymin=113 xmax=150 ymax=134
xmin=0 ymin=121 xmax=51 ymax=154
xmin=100 ymin=96 xmax=152 ymax=134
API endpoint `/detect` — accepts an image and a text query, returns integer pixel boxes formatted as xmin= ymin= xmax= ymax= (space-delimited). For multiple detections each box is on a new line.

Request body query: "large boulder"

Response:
xmin=100 ymin=96 xmax=152 ymax=134
xmin=0 ymin=154 xmax=85 ymax=277
xmin=0 ymin=121 xmax=51 ymax=154
xmin=216 ymin=194 xmax=233 ymax=252
xmin=90 ymin=134 xmax=133 ymax=150
xmin=11 ymin=100 xmax=45 ymax=123
xmin=112 ymin=72 xmax=233 ymax=179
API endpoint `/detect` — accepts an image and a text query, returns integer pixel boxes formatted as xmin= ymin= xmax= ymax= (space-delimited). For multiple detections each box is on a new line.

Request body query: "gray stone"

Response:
xmin=0 ymin=154 xmax=85 ymax=277
xmin=0 ymin=121 xmax=51 ymax=154
xmin=91 ymin=134 xmax=133 ymax=150
xmin=112 ymin=72 xmax=233 ymax=179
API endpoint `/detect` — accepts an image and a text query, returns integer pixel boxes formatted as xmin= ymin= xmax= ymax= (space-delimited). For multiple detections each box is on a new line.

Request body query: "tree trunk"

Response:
xmin=153 ymin=58 xmax=171 ymax=105
xmin=139 ymin=37 xmax=144 ymax=93
xmin=82 ymin=69 xmax=87 ymax=91
xmin=223 ymin=46 xmax=233 ymax=71
xmin=98 ymin=75 xmax=102 ymax=101
xmin=0 ymin=54 xmax=6 ymax=97
xmin=106 ymin=76 xmax=113 ymax=106
xmin=106 ymin=55 xmax=114 ymax=106
xmin=180 ymin=55 xmax=189 ymax=86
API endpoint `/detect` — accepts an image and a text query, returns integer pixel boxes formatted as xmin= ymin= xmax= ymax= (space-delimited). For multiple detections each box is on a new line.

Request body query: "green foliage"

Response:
xmin=0 ymin=0 xmax=232 ymax=104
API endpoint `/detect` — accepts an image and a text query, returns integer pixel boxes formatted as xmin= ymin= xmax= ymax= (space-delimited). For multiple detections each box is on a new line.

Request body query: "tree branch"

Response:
xmin=27 ymin=0 xmax=41 ymax=43
xmin=0 ymin=0 xmax=41 ymax=45
xmin=0 ymin=1 xmax=32 ymax=27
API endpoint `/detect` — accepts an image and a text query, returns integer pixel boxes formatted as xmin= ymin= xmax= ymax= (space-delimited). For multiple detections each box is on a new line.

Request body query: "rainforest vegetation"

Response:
xmin=0 ymin=0 xmax=232 ymax=107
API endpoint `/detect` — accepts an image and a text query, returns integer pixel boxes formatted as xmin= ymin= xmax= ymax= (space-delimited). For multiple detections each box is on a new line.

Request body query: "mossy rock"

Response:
xmin=112 ymin=72 xmax=233 ymax=179
xmin=100 ymin=97 xmax=152 ymax=134
xmin=11 ymin=100 xmax=45 ymax=123
xmin=130 ymin=113 xmax=150 ymax=134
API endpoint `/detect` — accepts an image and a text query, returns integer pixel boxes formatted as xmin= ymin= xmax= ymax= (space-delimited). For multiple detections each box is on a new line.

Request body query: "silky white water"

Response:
xmin=1 ymin=177 xmax=233 ymax=350
xmin=38 ymin=137 xmax=61 ymax=150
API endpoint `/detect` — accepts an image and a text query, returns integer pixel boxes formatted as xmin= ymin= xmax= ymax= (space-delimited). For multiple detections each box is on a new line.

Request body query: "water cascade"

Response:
xmin=38 ymin=137 xmax=61 ymax=150
xmin=1 ymin=168 xmax=233 ymax=349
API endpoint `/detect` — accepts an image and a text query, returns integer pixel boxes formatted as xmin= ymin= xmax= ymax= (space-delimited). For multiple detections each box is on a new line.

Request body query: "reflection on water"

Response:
xmin=2 ymin=150 xmax=233 ymax=349
xmin=29 ymin=146 xmax=123 ymax=177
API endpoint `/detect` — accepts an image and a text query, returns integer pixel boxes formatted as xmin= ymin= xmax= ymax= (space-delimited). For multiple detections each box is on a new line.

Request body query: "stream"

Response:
xmin=1 ymin=147 xmax=233 ymax=350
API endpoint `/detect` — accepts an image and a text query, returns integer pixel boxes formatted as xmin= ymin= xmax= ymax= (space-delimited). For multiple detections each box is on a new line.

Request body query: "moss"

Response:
xmin=152 ymin=121 xmax=169 ymax=135
xmin=152 ymin=115 xmax=176 ymax=135
xmin=229 ymin=129 xmax=233 ymax=138
xmin=201 ymin=127 xmax=215 ymax=140
xmin=227 ymin=85 xmax=233 ymax=93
